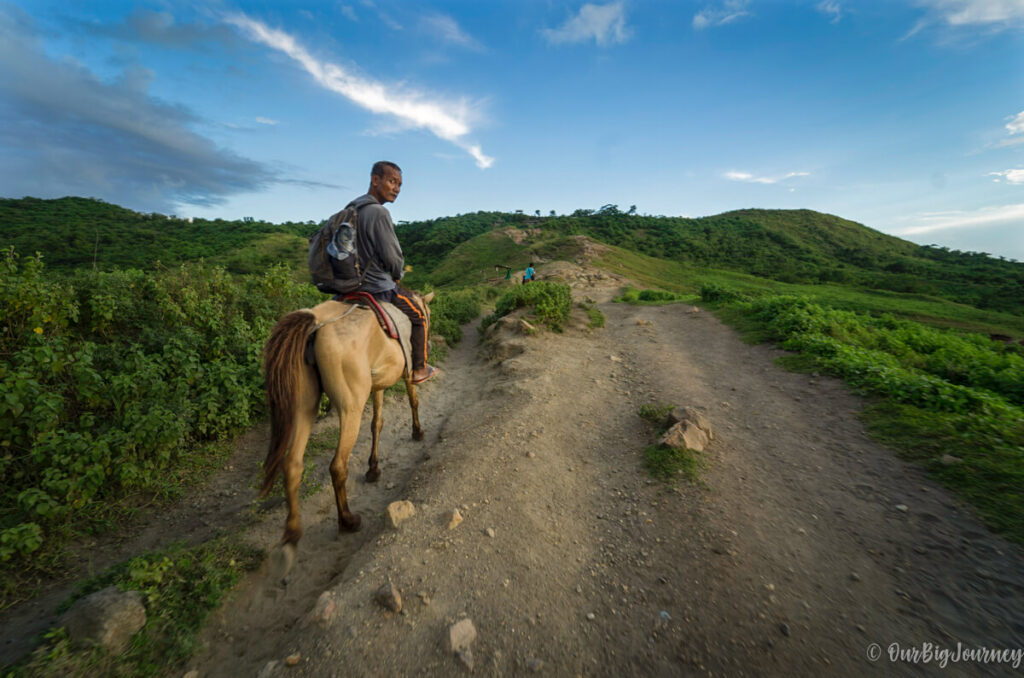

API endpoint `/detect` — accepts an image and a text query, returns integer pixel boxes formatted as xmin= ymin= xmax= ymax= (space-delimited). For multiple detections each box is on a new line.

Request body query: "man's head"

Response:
xmin=369 ymin=161 xmax=402 ymax=205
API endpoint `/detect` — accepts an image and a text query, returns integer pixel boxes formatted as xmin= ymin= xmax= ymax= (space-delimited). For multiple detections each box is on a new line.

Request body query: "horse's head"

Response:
xmin=419 ymin=291 xmax=435 ymax=337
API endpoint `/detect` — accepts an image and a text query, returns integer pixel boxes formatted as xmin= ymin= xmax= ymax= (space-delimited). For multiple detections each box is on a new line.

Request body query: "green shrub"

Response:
xmin=480 ymin=281 xmax=572 ymax=332
xmin=0 ymin=250 xmax=321 ymax=595
xmin=10 ymin=538 xmax=261 ymax=677
xmin=430 ymin=287 xmax=486 ymax=344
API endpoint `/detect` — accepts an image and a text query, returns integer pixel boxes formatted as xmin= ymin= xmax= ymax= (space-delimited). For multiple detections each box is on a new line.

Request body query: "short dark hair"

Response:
xmin=371 ymin=161 xmax=402 ymax=177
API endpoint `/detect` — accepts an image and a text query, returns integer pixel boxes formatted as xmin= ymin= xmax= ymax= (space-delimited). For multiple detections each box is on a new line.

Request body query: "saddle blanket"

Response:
xmin=308 ymin=297 xmax=412 ymax=375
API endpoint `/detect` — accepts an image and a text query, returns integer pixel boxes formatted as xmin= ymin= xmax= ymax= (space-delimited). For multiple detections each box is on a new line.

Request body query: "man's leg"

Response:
xmin=387 ymin=286 xmax=437 ymax=382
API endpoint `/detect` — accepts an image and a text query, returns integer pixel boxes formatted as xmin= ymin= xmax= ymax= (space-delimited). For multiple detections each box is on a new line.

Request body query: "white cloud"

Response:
xmin=817 ymin=1 xmax=843 ymax=24
xmin=1007 ymin=110 xmax=1024 ymax=135
xmin=358 ymin=0 xmax=402 ymax=31
xmin=542 ymin=2 xmax=632 ymax=46
xmin=724 ymin=170 xmax=809 ymax=184
xmin=420 ymin=13 xmax=483 ymax=50
xmin=255 ymin=116 xmax=279 ymax=125
xmin=226 ymin=13 xmax=493 ymax=168
xmin=897 ymin=203 xmax=1024 ymax=235
xmin=340 ymin=6 xmax=358 ymax=23
xmin=906 ymin=0 xmax=1024 ymax=38
xmin=693 ymin=0 xmax=751 ymax=30
xmin=989 ymin=169 xmax=1024 ymax=184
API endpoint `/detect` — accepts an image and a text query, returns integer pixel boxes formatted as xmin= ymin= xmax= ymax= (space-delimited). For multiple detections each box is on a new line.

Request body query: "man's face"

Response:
xmin=371 ymin=168 xmax=402 ymax=204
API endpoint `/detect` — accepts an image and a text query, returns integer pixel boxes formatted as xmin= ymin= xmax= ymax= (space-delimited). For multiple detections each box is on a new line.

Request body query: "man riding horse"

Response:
xmin=345 ymin=161 xmax=438 ymax=385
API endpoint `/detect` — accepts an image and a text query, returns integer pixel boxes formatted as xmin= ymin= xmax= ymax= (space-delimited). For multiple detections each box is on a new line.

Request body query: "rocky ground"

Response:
xmin=5 ymin=265 xmax=1024 ymax=677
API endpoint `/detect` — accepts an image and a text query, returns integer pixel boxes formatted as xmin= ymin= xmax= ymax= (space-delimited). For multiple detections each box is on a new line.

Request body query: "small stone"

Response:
xmin=285 ymin=653 xmax=301 ymax=667
xmin=386 ymin=500 xmax=416 ymax=528
xmin=60 ymin=586 xmax=146 ymax=655
xmin=485 ymin=527 xmax=496 ymax=538
xmin=527 ymin=451 xmax=536 ymax=459
xmin=449 ymin=618 xmax=477 ymax=653
xmin=796 ymin=527 xmax=807 ymax=535
xmin=310 ymin=590 xmax=338 ymax=624
xmin=375 ymin=582 xmax=402 ymax=613
xmin=849 ymin=572 xmax=861 ymax=582
xmin=448 ymin=509 xmax=464 ymax=530
xmin=780 ymin=623 xmax=791 ymax=637
xmin=586 ymin=612 xmax=596 ymax=620
xmin=610 ymin=355 xmax=622 ymax=362
xmin=940 ymin=454 xmax=961 ymax=465
xmin=527 ymin=657 xmax=544 ymax=672
xmin=895 ymin=504 xmax=909 ymax=513
xmin=257 ymin=660 xmax=279 ymax=678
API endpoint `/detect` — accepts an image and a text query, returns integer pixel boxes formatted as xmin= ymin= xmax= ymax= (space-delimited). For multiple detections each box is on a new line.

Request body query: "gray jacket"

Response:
xmin=347 ymin=194 xmax=404 ymax=293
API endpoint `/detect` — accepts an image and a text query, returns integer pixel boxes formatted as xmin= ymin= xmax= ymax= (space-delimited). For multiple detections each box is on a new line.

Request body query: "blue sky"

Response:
xmin=2 ymin=0 xmax=1022 ymax=260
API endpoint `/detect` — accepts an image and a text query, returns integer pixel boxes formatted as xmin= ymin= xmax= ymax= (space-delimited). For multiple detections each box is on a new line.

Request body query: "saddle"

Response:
xmin=335 ymin=291 xmax=400 ymax=340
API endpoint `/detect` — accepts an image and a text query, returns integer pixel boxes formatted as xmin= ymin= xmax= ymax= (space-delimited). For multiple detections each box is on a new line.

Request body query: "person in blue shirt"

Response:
xmin=523 ymin=263 xmax=536 ymax=284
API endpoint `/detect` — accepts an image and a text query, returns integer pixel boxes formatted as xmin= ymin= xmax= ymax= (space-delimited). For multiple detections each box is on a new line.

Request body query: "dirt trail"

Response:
xmin=185 ymin=279 xmax=1024 ymax=677
xmin=6 ymin=271 xmax=1024 ymax=677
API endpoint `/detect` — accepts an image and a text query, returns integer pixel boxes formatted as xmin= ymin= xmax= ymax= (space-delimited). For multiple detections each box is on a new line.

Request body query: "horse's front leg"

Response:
xmin=405 ymin=377 xmax=424 ymax=441
xmin=365 ymin=389 xmax=384 ymax=482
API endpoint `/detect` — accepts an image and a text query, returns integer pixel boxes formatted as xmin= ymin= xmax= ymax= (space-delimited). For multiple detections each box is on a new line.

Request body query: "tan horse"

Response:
xmin=260 ymin=292 xmax=434 ymax=555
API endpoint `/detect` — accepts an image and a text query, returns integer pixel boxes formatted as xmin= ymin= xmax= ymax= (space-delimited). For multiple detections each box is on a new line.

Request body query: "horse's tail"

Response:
xmin=261 ymin=310 xmax=319 ymax=497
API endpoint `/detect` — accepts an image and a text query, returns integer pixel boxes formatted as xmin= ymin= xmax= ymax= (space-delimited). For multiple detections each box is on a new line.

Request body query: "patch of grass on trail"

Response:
xmin=644 ymin=444 xmax=706 ymax=485
xmin=579 ymin=301 xmax=605 ymax=329
xmin=8 ymin=537 xmax=262 ymax=678
xmin=614 ymin=286 xmax=692 ymax=305
xmin=637 ymin=402 xmax=706 ymax=485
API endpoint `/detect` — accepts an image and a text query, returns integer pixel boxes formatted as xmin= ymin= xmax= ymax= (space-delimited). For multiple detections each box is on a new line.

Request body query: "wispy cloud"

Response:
xmin=817 ymin=1 xmax=843 ymax=24
xmin=255 ymin=117 xmax=279 ymax=125
xmin=340 ymin=6 xmax=358 ymax=23
xmin=989 ymin=169 xmax=1024 ymax=184
xmin=542 ymin=2 xmax=632 ymax=46
xmin=897 ymin=203 xmax=1024 ymax=235
xmin=906 ymin=0 xmax=1024 ymax=39
xmin=724 ymin=170 xmax=809 ymax=184
xmin=226 ymin=13 xmax=493 ymax=168
xmin=693 ymin=0 xmax=751 ymax=30
xmin=359 ymin=0 xmax=402 ymax=31
xmin=420 ymin=13 xmax=483 ymax=51
xmin=0 ymin=5 xmax=275 ymax=212
xmin=1007 ymin=110 xmax=1024 ymax=135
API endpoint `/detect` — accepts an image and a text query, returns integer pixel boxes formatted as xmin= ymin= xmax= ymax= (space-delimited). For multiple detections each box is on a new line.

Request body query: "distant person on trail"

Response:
xmin=346 ymin=161 xmax=438 ymax=385
xmin=523 ymin=262 xmax=536 ymax=284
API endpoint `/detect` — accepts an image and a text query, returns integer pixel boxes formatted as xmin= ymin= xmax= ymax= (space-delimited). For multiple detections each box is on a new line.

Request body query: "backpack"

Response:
xmin=308 ymin=205 xmax=365 ymax=294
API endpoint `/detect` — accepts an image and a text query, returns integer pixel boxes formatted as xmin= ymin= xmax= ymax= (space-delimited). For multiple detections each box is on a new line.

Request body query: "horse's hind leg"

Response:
xmin=330 ymin=397 xmax=365 ymax=532
xmin=366 ymin=389 xmax=384 ymax=482
xmin=282 ymin=369 xmax=320 ymax=547
xmin=405 ymin=378 xmax=424 ymax=441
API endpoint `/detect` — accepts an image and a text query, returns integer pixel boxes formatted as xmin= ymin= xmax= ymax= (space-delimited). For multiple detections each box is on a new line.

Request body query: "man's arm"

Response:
xmin=363 ymin=205 xmax=405 ymax=281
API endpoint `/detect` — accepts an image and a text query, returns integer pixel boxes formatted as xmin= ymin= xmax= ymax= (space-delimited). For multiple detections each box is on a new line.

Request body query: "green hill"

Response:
xmin=398 ymin=206 xmax=1024 ymax=316
xmin=0 ymin=196 xmax=311 ymax=273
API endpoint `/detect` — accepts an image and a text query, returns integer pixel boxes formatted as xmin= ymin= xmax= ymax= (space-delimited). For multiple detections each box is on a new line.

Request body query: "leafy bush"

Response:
xmin=9 ymin=538 xmax=261 ymax=677
xmin=480 ymin=281 xmax=572 ymax=332
xmin=430 ymin=287 xmax=487 ymax=344
xmin=700 ymin=283 xmax=746 ymax=303
xmin=0 ymin=249 xmax=321 ymax=590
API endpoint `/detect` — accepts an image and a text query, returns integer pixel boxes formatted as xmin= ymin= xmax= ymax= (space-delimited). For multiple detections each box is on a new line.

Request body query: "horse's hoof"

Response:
xmin=269 ymin=543 xmax=297 ymax=585
xmin=412 ymin=428 xmax=424 ymax=441
xmin=365 ymin=467 xmax=381 ymax=483
xmin=341 ymin=513 xmax=362 ymax=532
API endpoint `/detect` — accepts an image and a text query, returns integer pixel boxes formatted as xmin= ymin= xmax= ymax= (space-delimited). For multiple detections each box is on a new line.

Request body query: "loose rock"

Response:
xmin=375 ymin=582 xmax=402 ymax=613
xmin=448 ymin=508 xmax=464 ymax=530
xmin=285 ymin=653 xmax=301 ymax=667
xmin=387 ymin=500 xmax=416 ymax=528
xmin=60 ymin=586 xmax=146 ymax=655
xmin=485 ymin=527 xmax=496 ymax=538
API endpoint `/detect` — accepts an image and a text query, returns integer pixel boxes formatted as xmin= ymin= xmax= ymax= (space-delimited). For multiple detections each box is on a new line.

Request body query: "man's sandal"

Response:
xmin=412 ymin=365 xmax=439 ymax=385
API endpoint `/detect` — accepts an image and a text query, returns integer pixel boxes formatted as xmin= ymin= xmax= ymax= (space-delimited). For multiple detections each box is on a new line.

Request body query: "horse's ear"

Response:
xmin=423 ymin=291 xmax=435 ymax=304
